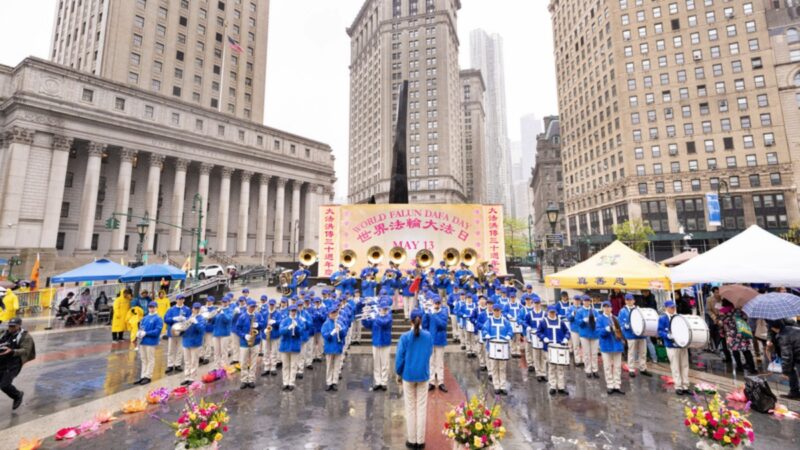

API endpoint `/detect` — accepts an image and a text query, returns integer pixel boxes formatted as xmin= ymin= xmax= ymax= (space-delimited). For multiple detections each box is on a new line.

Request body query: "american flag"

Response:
xmin=227 ymin=36 xmax=243 ymax=54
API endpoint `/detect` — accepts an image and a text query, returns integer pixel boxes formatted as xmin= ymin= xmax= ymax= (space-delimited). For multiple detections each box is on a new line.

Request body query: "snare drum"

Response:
xmin=547 ymin=344 xmax=570 ymax=366
xmin=630 ymin=308 xmax=660 ymax=337
xmin=670 ymin=315 xmax=709 ymax=349
xmin=528 ymin=330 xmax=544 ymax=350
xmin=488 ymin=340 xmax=510 ymax=360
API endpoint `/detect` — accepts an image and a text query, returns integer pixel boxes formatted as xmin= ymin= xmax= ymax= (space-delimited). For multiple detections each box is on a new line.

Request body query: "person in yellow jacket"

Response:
xmin=156 ymin=290 xmax=170 ymax=336
xmin=0 ymin=288 xmax=20 ymax=323
xmin=111 ymin=289 xmax=133 ymax=341
xmin=126 ymin=306 xmax=144 ymax=349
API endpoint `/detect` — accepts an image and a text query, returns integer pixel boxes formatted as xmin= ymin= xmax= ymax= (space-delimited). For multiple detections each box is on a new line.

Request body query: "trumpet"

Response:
xmin=248 ymin=313 xmax=259 ymax=348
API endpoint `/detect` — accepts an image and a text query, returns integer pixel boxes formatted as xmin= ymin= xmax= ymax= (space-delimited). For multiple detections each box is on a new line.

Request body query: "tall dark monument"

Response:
xmin=389 ymin=80 xmax=409 ymax=204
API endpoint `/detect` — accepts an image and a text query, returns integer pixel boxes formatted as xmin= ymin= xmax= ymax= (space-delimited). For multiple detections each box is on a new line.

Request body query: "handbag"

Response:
xmin=744 ymin=375 xmax=777 ymax=414
xmin=735 ymin=316 xmax=753 ymax=339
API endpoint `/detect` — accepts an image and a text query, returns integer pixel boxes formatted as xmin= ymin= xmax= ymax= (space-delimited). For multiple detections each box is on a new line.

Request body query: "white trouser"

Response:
xmin=373 ymin=345 xmax=391 ymax=385
xmin=602 ymin=352 xmax=622 ymax=389
xmin=489 ymin=357 xmax=507 ymax=390
xmin=202 ymin=333 xmax=213 ymax=359
xmin=402 ymin=381 xmax=429 ymax=445
xmin=213 ymin=336 xmax=229 ymax=370
xmin=532 ymin=348 xmax=548 ymax=376
xmin=626 ymin=338 xmax=648 ymax=372
xmin=510 ymin=333 xmax=522 ymax=356
xmin=666 ymin=347 xmax=690 ymax=390
xmin=548 ymin=364 xmax=566 ymax=390
xmin=281 ymin=352 xmax=298 ymax=386
xmin=182 ymin=347 xmax=200 ymax=382
xmin=314 ymin=334 xmax=323 ymax=358
xmin=464 ymin=332 xmax=476 ymax=354
xmin=296 ymin=343 xmax=308 ymax=374
xmin=263 ymin=339 xmax=278 ymax=371
xmin=139 ymin=345 xmax=155 ymax=379
xmin=478 ymin=341 xmax=487 ymax=367
xmin=228 ymin=334 xmax=238 ymax=362
xmin=239 ymin=346 xmax=259 ymax=383
xmin=450 ymin=316 xmax=458 ymax=340
xmin=570 ymin=332 xmax=583 ymax=364
xmin=167 ymin=336 xmax=183 ymax=368
xmin=580 ymin=338 xmax=599 ymax=373
xmin=431 ymin=346 xmax=445 ymax=385
xmin=304 ymin=340 xmax=314 ymax=366
xmin=325 ymin=353 xmax=343 ymax=386
xmin=403 ymin=296 xmax=414 ymax=318
xmin=524 ymin=337 xmax=534 ymax=366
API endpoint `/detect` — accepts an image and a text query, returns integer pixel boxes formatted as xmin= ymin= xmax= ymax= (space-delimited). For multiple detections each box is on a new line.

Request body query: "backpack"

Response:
xmin=744 ymin=375 xmax=777 ymax=414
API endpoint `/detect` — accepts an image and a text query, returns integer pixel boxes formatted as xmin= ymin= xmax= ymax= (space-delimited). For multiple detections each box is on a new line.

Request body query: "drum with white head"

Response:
xmin=670 ymin=314 xmax=709 ymax=349
xmin=630 ymin=307 xmax=660 ymax=337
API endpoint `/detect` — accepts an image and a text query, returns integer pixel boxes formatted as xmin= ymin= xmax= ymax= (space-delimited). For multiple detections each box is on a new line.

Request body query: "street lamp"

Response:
xmin=527 ymin=214 xmax=534 ymax=265
xmin=191 ymin=193 xmax=204 ymax=282
xmin=546 ymin=203 xmax=560 ymax=301
xmin=135 ymin=212 xmax=150 ymax=266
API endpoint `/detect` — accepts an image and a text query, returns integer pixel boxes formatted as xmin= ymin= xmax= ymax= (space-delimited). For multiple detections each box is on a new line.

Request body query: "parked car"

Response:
xmin=189 ymin=264 xmax=225 ymax=280
xmin=268 ymin=266 xmax=290 ymax=286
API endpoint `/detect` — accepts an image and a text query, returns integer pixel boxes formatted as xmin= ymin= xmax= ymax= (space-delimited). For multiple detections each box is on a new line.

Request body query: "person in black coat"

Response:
xmin=768 ymin=320 xmax=800 ymax=400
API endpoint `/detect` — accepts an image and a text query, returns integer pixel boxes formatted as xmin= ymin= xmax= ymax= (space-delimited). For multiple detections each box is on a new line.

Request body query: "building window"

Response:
xmin=60 ymin=202 xmax=70 ymax=218
xmin=115 ymin=97 xmax=126 ymax=110
xmin=171 ymin=112 xmax=180 ymax=125
xmin=641 ymin=200 xmax=669 ymax=232
xmin=788 ymin=28 xmax=800 ymax=45
xmin=82 ymin=88 xmax=94 ymax=102
xmin=128 ymin=72 xmax=139 ymax=84
xmin=753 ymin=194 xmax=788 ymax=229
xmin=218 ymin=125 xmax=225 ymax=136
xmin=676 ymin=198 xmax=706 ymax=231
xmin=195 ymin=119 xmax=204 ymax=131
xmin=721 ymin=195 xmax=745 ymax=230
xmin=770 ymin=173 xmax=782 ymax=186
xmin=134 ymin=15 xmax=145 ymax=28
xmin=144 ymin=105 xmax=154 ymax=118
xmin=56 ymin=232 xmax=65 ymax=250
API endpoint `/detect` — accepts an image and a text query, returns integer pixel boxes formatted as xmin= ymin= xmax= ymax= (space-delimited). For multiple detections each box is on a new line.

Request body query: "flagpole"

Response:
xmin=218 ymin=21 xmax=228 ymax=113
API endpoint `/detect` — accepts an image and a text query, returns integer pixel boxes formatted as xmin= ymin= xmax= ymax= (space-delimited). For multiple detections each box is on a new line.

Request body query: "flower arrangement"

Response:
xmin=148 ymin=387 xmax=171 ymax=404
xmin=122 ymin=399 xmax=148 ymax=414
xmin=684 ymin=393 xmax=755 ymax=448
xmin=693 ymin=382 xmax=718 ymax=395
xmin=18 ymin=437 xmax=42 ymax=450
xmin=442 ymin=395 xmax=506 ymax=449
xmin=202 ymin=369 xmax=228 ymax=384
xmin=160 ymin=395 xmax=230 ymax=450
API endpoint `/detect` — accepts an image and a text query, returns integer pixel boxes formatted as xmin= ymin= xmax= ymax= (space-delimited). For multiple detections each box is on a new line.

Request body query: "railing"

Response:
xmin=209 ymin=251 xmax=237 ymax=268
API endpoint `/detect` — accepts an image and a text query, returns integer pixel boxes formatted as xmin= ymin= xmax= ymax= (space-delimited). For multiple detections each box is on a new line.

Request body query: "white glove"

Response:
xmin=605 ymin=326 xmax=611 ymax=332
xmin=667 ymin=333 xmax=673 ymax=340
xmin=245 ymin=334 xmax=253 ymax=342
xmin=543 ymin=338 xmax=550 ymax=343
xmin=561 ymin=339 xmax=569 ymax=344
xmin=189 ymin=317 xmax=197 ymax=325
xmin=175 ymin=316 xmax=186 ymax=322
xmin=624 ymin=324 xmax=630 ymax=330
xmin=583 ymin=317 xmax=589 ymax=323
xmin=137 ymin=330 xmax=146 ymax=339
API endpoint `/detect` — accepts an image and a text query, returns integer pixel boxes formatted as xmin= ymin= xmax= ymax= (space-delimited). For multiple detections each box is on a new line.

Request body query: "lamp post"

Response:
xmin=191 ymin=193 xmax=204 ymax=283
xmin=135 ymin=212 xmax=150 ymax=267
xmin=546 ymin=203 xmax=560 ymax=301
xmin=527 ymin=214 xmax=534 ymax=265
xmin=716 ymin=179 xmax=729 ymax=237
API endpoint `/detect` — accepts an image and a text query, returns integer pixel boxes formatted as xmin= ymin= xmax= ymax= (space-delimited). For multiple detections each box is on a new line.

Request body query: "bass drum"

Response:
xmin=670 ymin=315 xmax=709 ymax=349
xmin=630 ymin=307 xmax=660 ymax=337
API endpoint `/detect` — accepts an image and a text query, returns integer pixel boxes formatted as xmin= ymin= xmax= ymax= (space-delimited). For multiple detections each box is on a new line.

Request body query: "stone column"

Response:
xmin=273 ymin=177 xmax=287 ymax=254
xmin=169 ymin=158 xmax=190 ymax=253
xmin=75 ymin=142 xmax=106 ymax=253
xmin=666 ymin=198 xmax=679 ymax=233
xmin=197 ymin=163 xmax=213 ymax=241
xmin=304 ymin=184 xmax=326 ymax=251
xmin=0 ymin=128 xmax=33 ymax=248
xmin=143 ymin=154 xmax=165 ymax=253
xmin=290 ymin=181 xmax=302 ymax=255
xmin=302 ymin=183 xmax=314 ymax=251
xmin=216 ymin=167 xmax=234 ymax=254
xmin=40 ymin=135 xmax=73 ymax=248
xmin=109 ymin=148 xmax=137 ymax=253
xmin=255 ymin=174 xmax=271 ymax=256
xmin=236 ymin=171 xmax=253 ymax=255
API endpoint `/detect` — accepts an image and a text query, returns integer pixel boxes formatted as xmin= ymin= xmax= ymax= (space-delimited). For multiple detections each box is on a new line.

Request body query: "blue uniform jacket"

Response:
xmin=555 ymin=301 xmax=571 ymax=319
xmin=362 ymin=313 xmax=392 ymax=347
xmin=212 ymin=307 xmax=233 ymax=337
xmin=234 ymin=311 xmax=266 ymax=347
xmin=503 ymin=302 xmax=523 ymax=333
xmin=481 ymin=316 xmax=513 ymax=347
xmin=279 ymin=315 xmax=303 ymax=353
xmin=423 ymin=308 xmax=449 ymax=346
xmin=262 ymin=308 xmax=282 ymax=340
xmin=164 ymin=305 xmax=191 ymax=335
xmin=203 ymin=307 xmax=217 ymax=334
xmin=566 ymin=304 xmax=582 ymax=332
xmin=597 ymin=314 xmax=625 ymax=353
xmin=139 ymin=313 xmax=164 ymax=346
xmin=617 ymin=306 xmax=643 ymax=340
xmin=575 ymin=307 xmax=603 ymax=339
xmin=322 ymin=318 xmax=348 ymax=354
xmin=361 ymin=280 xmax=378 ymax=297
xmin=536 ymin=317 xmax=571 ymax=351
xmin=521 ymin=307 xmax=546 ymax=337
xmin=181 ymin=315 xmax=207 ymax=348
xmin=456 ymin=302 xmax=476 ymax=327
xmin=395 ymin=330 xmax=434 ymax=383
xmin=473 ymin=307 xmax=490 ymax=335
xmin=658 ymin=313 xmax=678 ymax=348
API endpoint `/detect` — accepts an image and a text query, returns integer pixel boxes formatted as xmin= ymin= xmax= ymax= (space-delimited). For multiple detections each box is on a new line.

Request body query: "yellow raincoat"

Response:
xmin=156 ymin=291 xmax=170 ymax=334
xmin=0 ymin=290 xmax=20 ymax=322
xmin=111 ymin=292 xmax=131 ymax=333
xmin=126 ymin=306 xmax=144 ymax=344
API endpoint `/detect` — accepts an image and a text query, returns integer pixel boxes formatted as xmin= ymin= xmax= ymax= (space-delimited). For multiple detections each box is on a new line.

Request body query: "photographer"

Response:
xmin=0 ymin=318 xmax=36 ymax=410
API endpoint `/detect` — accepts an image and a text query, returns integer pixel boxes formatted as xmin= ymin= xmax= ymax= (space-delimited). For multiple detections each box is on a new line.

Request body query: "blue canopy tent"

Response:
xmin=0 ymin=258 xmax=7 ymax=265
xmin=119 ymin=264 xmax=187 ymax=283
xmin=51 ymin=258 xmax=131 ymax=284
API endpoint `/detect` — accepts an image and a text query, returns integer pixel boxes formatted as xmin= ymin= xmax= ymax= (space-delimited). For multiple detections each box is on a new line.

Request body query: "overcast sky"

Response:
xmin=0 ymin=0 xmax=558 ymax=199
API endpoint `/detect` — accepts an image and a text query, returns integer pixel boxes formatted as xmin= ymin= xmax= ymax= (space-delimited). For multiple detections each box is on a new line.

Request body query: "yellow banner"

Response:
xmin=317 ymin=204 xmax=506 ymax=277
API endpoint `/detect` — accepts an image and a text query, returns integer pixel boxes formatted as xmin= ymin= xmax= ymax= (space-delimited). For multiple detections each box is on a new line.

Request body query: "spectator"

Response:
xmin=718 ymin=299 xmax=756 ymax=374
xmin=637 ymin=289 xmax=657 ymax=310
xmin=674 ymin=290 xmax=693 ymax=315
xmin=706 ymin=286 xmax=731 ymax=362
xmin=608 ymin=289 xmax=624 ymax=316
xmin=78 ymin=288 xmax=95 ymax=323
xmin=57 ymin=292 xmax=75 ymax=318
xmin=132 ymin=290 xmax=152 ymax=312
xmin=111 ymin=289 xmax=133 ymax=341
xmin=0 ymin=288 xmax=20 ymax=324
xmin=767 ymin=320 xmax=800 ymax=400
xmin=94 ymin=292 xmax=110 ymax=312
xmin=0 ymin=317 xmax=36 ymax=410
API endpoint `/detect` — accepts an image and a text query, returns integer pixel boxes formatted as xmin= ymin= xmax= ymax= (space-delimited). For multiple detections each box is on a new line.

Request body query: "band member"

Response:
xmin=322 ymin=307 xmax=348 ymax=391
xmin=504 ymin=292 xmax=524 ymax=358
xmin=180 ymin=303 xmax=207 ymax=386
xmin=454 ymin=263 xmax=473 ymax=291
xmin=363 ymin=299 xmax=393 ymax=391
xmin=259 ymin=299 xmax=280 ymax=377
xmin=279 ymin=305 xmax=302 ymax=391
xmin=330 ymin=264 xmax=348 ymax=294
xmin=132 ymin=302 xmax=163 ymax=386
xmin=658 ymin=300 xmax=690 ymax=395
xmin=290 ymin=265 xmax=310 ymax=297
xmin=311 ymin=297 xmax=327 ymax=361
xmin=382 ymin=262 xmax=402 ymax=295
xmin=398 ymin=271 xmax=414 ymax=319
xmin=199 ymin=296 xmax=216 ymax=365
xmin=395 ymin=309 xmax=433 ymax=449
xmin=618 ymin=293 xmax=652 ymax=377
xmin=0 ymin=317 xmax=35 ymax=410
xmin=360 ymin=262 xmax=379 ymax=280
xmin=434 ymin=261 xmax=450 ymax=299
xmin=481 ymin=303 xmax=513 ymax=395
xmin=555 ymin=291 xmax=571 ymax=319
xmin=567 ymin=295 xmax=584 ymax=366
xmin=423 ymin=297 xmax=449 ymax=392
xmin=229 ymin=295 xmax=246 ymax=364
xmin=598 ymin=301 xmax=625 ymax=395
xmin=576 ymin=295 xmax=602 ymax=379
xmin=456 ymin=293 xmax=477 ymax=356
xmin=522 ymin=296 xmax=547 ymax=380
xmin=212 ymin=297 xmax=233 ymax=370
xmin=164 ymin=294 xmax=190 ymax=374
xmin=473 ymin=296 xmax=491 ymax=370
xmin=343 ymin=272 xmax=358 ymax=297
xmin=233 ymin=300 xmax=262 ymax=389
xmin=295 ymin=300 xmax=313 ymax=377
xmin=538 ymin=305 xmax=571 ymax=396
xmin=361 ymin=274 xmax=378 ymax=298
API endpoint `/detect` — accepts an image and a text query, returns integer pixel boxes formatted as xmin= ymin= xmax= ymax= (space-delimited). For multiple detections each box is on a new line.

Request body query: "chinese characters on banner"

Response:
xmin=316 ymin=204 xmax=506 ymax=276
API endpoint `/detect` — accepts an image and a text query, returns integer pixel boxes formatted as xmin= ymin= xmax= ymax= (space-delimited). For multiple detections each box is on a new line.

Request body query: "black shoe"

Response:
xmin=140 ymin=378 xmax=151 ymax=385
xmin=499 ymin=389 xmax=508 ymax=396
xmin=276 ymin=362 xmax=283 ymax=368
xmin=306 ymin=365 xmax=314 ymax=370
xmin=249 ymin=382 xmax=257 ymax=389
xmin=676 ymin=389 xmax=685 ymax=396
xmin=592 ymin=373 xmax=600 ymax=379
xmin=181 ymin=380 xmax=192 ymax=386
xmin=331 ymin=384 xmax=338 ymax=391
xmin=231 ymin=361 xmax=240 ymax=365
xmin=258 ymin=352 xmax=264 ymax=356
xmin=549 ymin=388 xmax=557 ymax=395
xmin=175 ymin=366 xmax=183 ymax=372
xmin=165 ymin=367 xmax=175 ymax=374
xmin=438 ymin=384 xmax=448 ymax=393
xmin=586 ymin=373 xmax=593 ymax=379
xmin=241 ymin=383 xmax=249 ymax=390
xmin=558 ymin=389 xmax=569 ymax=396
xmin=607 ymin=389 xmax=614 ymax=395
xmin=271 ymin=370 xmax=278 ymax=376
xmin=615 ymin=389 xmax=625 ymax=395
xmin=461 ymin=345 xmax=467 ymax=350
xmin=133 ymin=378 xmax=144 ymax=385
xmin=12 ymin=392 xmax=23 ymax=410
xmin=629 ymin=371 xmax=636 ymax=378
xmin=488 ymin=375 xmax=493 ymax=381
xmin=261 ymin=371 xmax=271 ymax=377
xmin=640 ymin=370 xmax=653 ymax=377
xmin=406 ymin=442 xmax=416 ymax=449
xmin=371 ymin=385 xmax=381 ymax=392
xmin=781 ymin=393 xmax=800 ymax=400
xmin=428 ymin=384 xmax=435 ymax=391
xmin=288 ymin=385 xmax=295 ymax=391
xmin=538 ymin=376 xmax=547 ymax=383
xmin=479 ymin=366 xmax=487 ymax=371
xmin=575 ymin=362 xmax=584 ymax=368
xmin=283 ymin=385 xmax=291 ymax=391
xmin=296 ymin=373 xmax=304 ymax=379
xmin=494 ymin=388 xmax=501 ymax=395
xmin=527 ymin=366 xmax=535 ymax=372
xmin=325 ymin=385 xmax=332 ymax=391
xmin=380 ymin=385 xmax=388 ymax=391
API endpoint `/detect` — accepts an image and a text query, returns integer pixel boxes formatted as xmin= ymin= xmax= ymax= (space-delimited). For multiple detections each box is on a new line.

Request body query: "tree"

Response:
xmin=613 ymin=219 xmax=654 ymax=254
xmin=504 ymin=217 xmax=529 ymax=259
xmin=782 ymin=223 xmax=800 ymax=245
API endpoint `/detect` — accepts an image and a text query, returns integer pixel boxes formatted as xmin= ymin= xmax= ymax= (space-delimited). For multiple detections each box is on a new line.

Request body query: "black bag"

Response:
xmin=744 ymin=375 xmax=777 ymax=414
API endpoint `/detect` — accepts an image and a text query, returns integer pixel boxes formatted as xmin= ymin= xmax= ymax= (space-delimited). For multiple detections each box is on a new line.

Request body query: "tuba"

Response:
xmin=299 ymin=248 xmax=318 ymax=267
xmin=388 ymin=246 xmax=407 ymax=266
xmin=341 ymin=249 xmax=358 ymax=268
xmin=415 ymin=249 xmax=434 ymax=268
xmin=477 ymin=261 xmax=496 ymax=284
xmin=443 ymin=247 xmax=460 ymax=267
xmin=461 ymin=248 xmax=478 ymax=267
xmin=278 ymin=269 xmax=293 ymax=295
xmin=367 ymin=246 xmax=385 ymax=265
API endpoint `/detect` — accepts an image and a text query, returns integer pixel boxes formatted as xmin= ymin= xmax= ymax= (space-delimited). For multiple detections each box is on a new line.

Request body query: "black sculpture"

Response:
xmin=389 ymin=80 xmax=409 ymax=204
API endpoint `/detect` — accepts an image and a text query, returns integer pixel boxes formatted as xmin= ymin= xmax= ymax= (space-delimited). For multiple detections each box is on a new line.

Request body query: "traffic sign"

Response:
xmin=546 ymin=234 xmax=564 ymax=247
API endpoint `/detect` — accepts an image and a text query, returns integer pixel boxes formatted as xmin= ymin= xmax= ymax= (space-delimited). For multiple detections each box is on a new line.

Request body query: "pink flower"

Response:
xmin=747 ymin=430 xmax=755 ymax=442
xmin=684 ymin=419 xmax=691 ymax=426
xmin=481 ymin=435 xmax=488 ymax=443
xmin=493 ymin=419 xmax=502 ymax=427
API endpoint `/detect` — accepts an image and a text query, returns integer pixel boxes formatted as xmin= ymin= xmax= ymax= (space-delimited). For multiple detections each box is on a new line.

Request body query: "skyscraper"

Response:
xmin=347 ymin=0 xmax=465 ymax=204
xmin=520 ymin=113 xmax=543 ymax=183
xmin=460 ymin=68 xmax=487 ymax=203
xmin=50 ymin=0 xmax=270 ymax=122
xmin=470 ymin=29 xmax=512 ymax=213
xmin=550 ymin=0 xmax=800 ymax=259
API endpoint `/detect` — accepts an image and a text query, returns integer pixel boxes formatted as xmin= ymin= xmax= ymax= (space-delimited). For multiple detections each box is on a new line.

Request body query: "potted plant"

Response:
xmin=684 ymin=393 xmax=755 ymax=449
xmin=442 ymin=394 xmax=506 ymax=449
xmin=161 ymin=395 xmax=230 ymax=450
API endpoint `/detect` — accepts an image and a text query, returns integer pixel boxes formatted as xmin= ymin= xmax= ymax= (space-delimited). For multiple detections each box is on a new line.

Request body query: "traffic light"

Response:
xmin=197 ymin=254 xmax=204 ymax=264
xmin=105 ymin=217 xmax=120 ymax=230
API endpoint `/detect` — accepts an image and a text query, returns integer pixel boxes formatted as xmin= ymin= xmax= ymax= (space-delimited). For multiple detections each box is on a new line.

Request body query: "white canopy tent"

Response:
xmin=670 ymin=225 xmax=800 ymax=285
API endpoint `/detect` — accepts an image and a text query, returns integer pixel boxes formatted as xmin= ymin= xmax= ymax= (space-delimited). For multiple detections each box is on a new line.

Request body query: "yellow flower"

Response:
xmin=446 ymin=410 xmax=456 ymax=420
xmin=448 ymin=431 xmax=455 ymax=439
xmin=214 ymin=433 xmax=223 ymax=442
xmin=457 ymin=417 xmax=466 ymax=426
xmin=475 ymin=422 xmax=484 ymax=431
xmin=690 ymin=425 xmax=699 ymax=434
xmin=189 ymin=413 xmax=197 ymax=421
xmin=175 ymin=430 xmax=182 ymax=437
xmin=499 ymin=426 xmax=506 ymax=434
xmin=473 ymin=436 xmax=483 ymax=448
xmin=723 ymin=436 xmax=731 ymax=444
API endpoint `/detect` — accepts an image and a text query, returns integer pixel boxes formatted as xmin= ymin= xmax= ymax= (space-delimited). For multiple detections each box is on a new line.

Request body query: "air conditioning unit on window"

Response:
xmin=765 ymin=141 xmax=774 ymax=146
xmin=725 ymin=12 xmax=735 ymax=19
xmin=693 ymin=54 xmax=702 ymax=61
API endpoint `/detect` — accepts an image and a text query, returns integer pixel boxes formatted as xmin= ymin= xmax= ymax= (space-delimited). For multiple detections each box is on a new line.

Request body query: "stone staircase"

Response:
xmin=359 ymin=309 xmax=457 ymax=344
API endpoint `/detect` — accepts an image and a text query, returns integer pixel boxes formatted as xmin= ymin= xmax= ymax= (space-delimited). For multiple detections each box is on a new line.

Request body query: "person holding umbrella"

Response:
xmin=718 ymin=299 xmax=756 ymax=374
